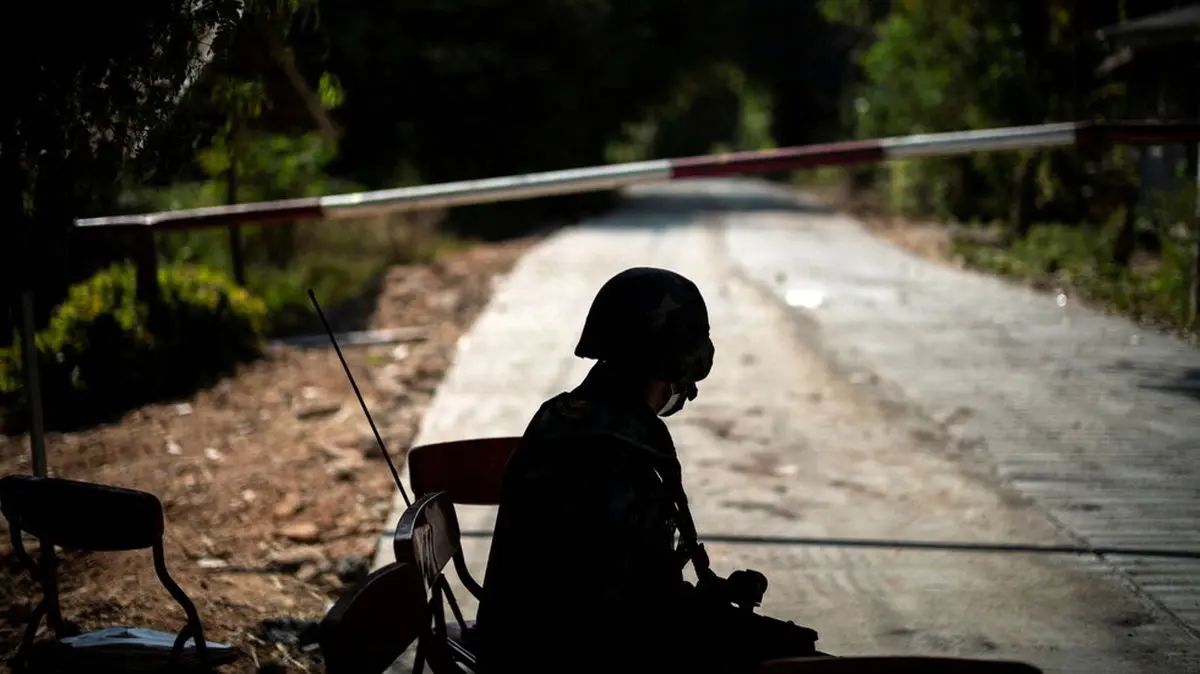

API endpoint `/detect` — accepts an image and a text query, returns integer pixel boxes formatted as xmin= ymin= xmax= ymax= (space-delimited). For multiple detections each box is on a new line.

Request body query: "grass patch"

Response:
xmin=130 ymin=165 xmax=459 ymax=336
xmin=802 ymin=162 xmax=1200 ymax=341
xmin=954 ymin=223 xmax=1197 ymax=338
xmin=122 ymin=133 xmax=462 ymax=337
xmin=155 ymin=209 xmax=454 ymax=335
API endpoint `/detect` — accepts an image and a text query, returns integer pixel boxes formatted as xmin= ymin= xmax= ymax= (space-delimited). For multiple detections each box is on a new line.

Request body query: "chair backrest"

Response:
xmin=393 ymin=491 xmax=461 ymax=587
xmin=0 ymin=475 xmax=165 ymax=552
xmin=392 ymin=491 xmax=477 ymax=673
xmin=756 ymin=656 xmax=1043 ymax=674
xmin=407 ymin=436 xmax=522 ymax=505
xmin=320 ymin=562 xmax=427 ymax=674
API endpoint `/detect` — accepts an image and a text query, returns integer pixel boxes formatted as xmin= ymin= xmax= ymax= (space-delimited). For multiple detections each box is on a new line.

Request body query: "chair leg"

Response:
xmin=413 ymin=639 xmax=426 ymax=674
xmin=154 ymin=543 xmax=209 ymax=666
xmin=37 ymin=545 xmax=76 ymax=638
xmin=443 ymin=585 xmax=469 ymax=633
xmin=171 ymin=622 xmax=200 ymax=667
xmin=8 ymin=527 xmax=76 ymax=672
xmin=430 ymin=581 xmax=475 ymax=673
xmin=12 ymin=600 xmax=48 ymax=674
xmin=451 ymin=553 xmax=483 ymax=601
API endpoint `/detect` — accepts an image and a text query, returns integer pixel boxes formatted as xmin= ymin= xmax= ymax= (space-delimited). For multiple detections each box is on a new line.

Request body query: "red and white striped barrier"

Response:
xmin=75 ymin=120 xmax=1200 ymax=231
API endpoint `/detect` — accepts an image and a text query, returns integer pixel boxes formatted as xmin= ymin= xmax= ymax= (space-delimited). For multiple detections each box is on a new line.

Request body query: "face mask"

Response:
xmin=657 ymin=381 xmax=697 ymax=417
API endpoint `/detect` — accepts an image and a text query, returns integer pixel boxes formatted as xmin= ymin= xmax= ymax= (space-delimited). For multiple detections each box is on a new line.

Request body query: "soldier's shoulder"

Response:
xmin=520 ymin=396 xmax=660 ymax=463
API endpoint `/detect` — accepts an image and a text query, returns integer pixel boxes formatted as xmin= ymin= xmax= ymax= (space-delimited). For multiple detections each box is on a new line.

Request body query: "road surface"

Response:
xmin=374 ymin=179 xmax=1200 ymax=673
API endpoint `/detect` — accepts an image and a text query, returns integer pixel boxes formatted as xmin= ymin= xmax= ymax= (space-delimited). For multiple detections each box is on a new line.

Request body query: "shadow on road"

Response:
xmin=577 ymin=180 xmax=830 ymax=231
xmin=623 ymin=189 xmax=828 ymax=215
xmin=1106 ymin=360 xmax=1200 ymax=403
xmin=1139 ymin=367 xmax=1200 ymax=402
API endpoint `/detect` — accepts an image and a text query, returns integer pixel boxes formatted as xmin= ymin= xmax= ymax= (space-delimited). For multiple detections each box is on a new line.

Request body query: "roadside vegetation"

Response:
xmin=5 ymin=1 xmax=1196 ymax=433
xmin=806 ymin=1 xmax=1200 ymax=340
xmin=3 ymin=1 xmax=841 ymax=431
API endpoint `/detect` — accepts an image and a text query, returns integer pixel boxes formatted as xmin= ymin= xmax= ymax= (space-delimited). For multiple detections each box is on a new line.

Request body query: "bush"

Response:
xmin=0 ymin=262 xmax=267 ymax=432
xmin=604 ymin=64 xmax=776 ymax=163
xmin=954 ymin=221 xmax=1197 ymax=335
xmin=155 ymin=214 xmax=437 ymax=336
xmin=125 ymin=143 xmax=449 ymax=337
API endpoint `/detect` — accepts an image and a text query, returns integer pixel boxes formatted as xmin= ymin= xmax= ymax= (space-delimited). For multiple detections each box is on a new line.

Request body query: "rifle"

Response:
xmin=661 ymin=456 xmax=766 ymax=609
xmin=658 ymin=455 xmax=821 ymax=656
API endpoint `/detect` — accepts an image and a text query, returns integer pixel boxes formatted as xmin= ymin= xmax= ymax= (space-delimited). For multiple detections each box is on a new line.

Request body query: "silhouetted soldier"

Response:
xmin=476 ymin=267 xmax=823 ymax=673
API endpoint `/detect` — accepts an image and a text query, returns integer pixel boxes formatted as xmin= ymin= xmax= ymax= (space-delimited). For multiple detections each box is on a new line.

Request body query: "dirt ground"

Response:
xmin=0 ymin=238 xmax=535 ymax=672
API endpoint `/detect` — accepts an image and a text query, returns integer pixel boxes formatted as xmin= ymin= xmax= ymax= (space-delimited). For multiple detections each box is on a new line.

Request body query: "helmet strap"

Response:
xmin=657 ymin=381 xmax=689 ymax=417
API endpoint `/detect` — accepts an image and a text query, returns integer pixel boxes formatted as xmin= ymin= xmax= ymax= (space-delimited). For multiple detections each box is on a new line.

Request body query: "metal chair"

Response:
xmin=0 ymin=475 xmax=238 ymax=672
xmin=393 ymin=491 xmax=478 ymax=673
xmin=405 ymin=436 xmax=521 ymax=600
xmin=319 ymin=561 xmax=427 ymax=674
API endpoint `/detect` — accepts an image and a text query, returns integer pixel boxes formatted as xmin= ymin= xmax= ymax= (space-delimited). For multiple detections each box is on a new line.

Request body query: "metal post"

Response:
xmin=1192 ymin=138 xmax=1200 ymax=330
xmin=132 ymin=230 xmax=161 ymax=304
xmin=17 ymin=213 xmax=46 ymax=476
xmin=226 ymin=143 xmax=246 ymax=286
xmin=19 ymin=291 xmax=46 ymax=477
xmin=71 ymin=122 xmax=1200 ymax=231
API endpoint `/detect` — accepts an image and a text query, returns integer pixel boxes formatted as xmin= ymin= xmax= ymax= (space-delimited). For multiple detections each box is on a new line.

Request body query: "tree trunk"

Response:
xmin=227 ymin=139 xmax=246 ymax=286
xmin=0 ymin=135 xmax=23 ymax=346
xmin=260 ymin=19 xmax=340 ymax=142
xmin=1007 ymin=154 xmax=1037 ymax=244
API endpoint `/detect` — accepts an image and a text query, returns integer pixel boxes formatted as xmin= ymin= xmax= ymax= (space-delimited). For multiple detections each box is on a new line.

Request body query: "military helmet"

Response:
xmin=574 ymin=267 xmax=714 ymax=384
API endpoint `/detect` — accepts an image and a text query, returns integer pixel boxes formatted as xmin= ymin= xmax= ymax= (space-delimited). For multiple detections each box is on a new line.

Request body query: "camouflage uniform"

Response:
xmin=475 ymin=268 xmax=819 ymax=674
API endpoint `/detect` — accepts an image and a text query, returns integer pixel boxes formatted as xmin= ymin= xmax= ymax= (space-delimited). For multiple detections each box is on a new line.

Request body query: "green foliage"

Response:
xmin=317 ymin=73 xmax=346 ymax=109
xmin=320 ymin=0 xmax=756 ymax=190
xmin=208 ymin=76 xmax=270 ymax=133
xmin=845 ymin=1 xmax=1029 ymax=220
xmin=820 ymin=1 xmax=1158 ymax=224
xmin=955 ymin=216 xmax=1198 ymax=336
xmin=817 ymin=0 xmax=892 ymax=30
xmin=125 ymin=132 xmax=438 ymax=337
xmin=0 ymin=0 xmax=246 ymax=342
xmin=957 ymin=224 xmax=1115 ymax=281
xmin=130 ymin=14 xmax=381 ymax=337
xmin=605 ymin=64 xmax=775 ymax=162
xmin=8 ymin=0 xmax=865 ymax=431
xmin=197 ymin=132 xmax=340 ymax=199
xmin=0 ymin=263 xmax=267 ymax=431
xmin=818 ymin=0 xmax=1199 ymax=337
xmin=3 ymin=0 xmax=245 ymax=181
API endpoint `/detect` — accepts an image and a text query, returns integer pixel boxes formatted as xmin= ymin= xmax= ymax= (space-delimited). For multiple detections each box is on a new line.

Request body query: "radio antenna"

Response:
xmin=307 ymin=289 xmax=412 ymax=507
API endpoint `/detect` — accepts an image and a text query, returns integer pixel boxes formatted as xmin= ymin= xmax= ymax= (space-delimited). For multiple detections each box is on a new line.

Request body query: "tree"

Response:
xmin=821 ymin=0 xmax=1139 ymax=224
xmin=1 ymin=0 xmax=246 ymax=333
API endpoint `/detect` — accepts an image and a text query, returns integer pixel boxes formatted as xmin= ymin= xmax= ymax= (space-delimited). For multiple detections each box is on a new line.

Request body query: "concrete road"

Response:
xmin=376 ymin=179 xmax=1200 ymax=673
